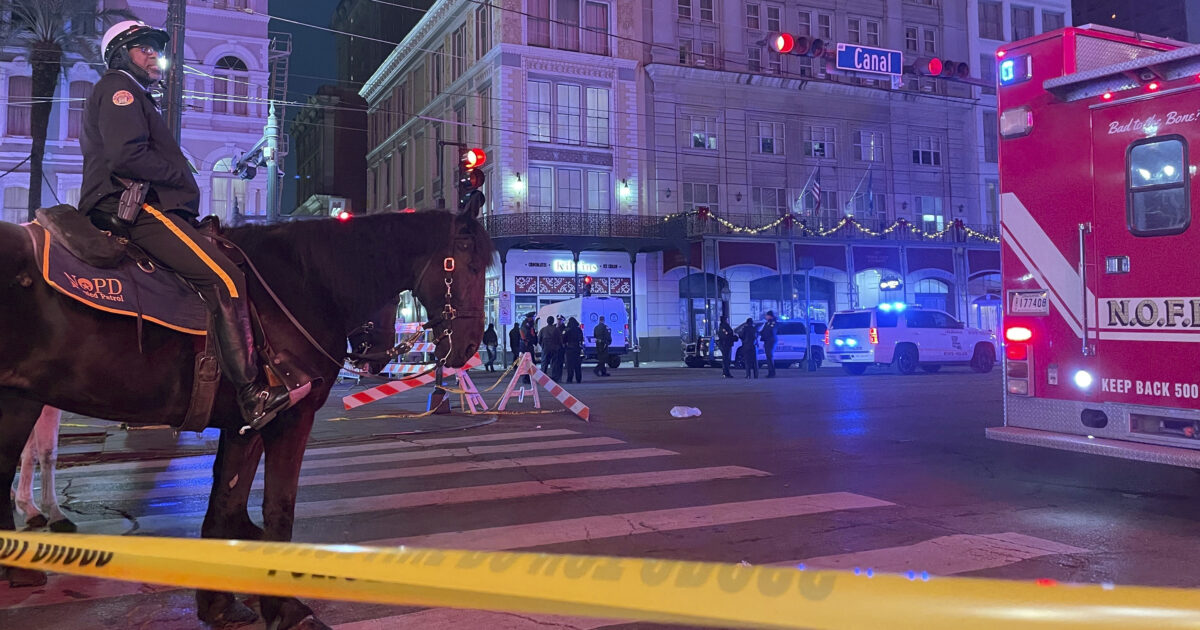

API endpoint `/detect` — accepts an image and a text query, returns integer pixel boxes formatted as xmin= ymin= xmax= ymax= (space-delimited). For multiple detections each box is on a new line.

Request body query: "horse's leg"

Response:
xmin=195 ymin=427 xmax=265 ymax=626
xmin=33 ymin=408 xmax=74 ymax=532
xmin=258 ymin=409 xmax=330 ymax=630
xmin=13 ymin=426 xmax=44 ymax=528
xmin=0 ymin=393 xmax=51 ymax=587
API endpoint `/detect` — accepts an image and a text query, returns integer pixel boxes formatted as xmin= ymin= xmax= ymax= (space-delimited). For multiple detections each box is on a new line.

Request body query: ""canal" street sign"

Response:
xmin=835 ymin=43 xmax=903 ymax=76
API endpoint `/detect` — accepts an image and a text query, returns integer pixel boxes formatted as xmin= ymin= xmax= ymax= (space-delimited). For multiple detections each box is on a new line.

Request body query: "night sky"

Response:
xmin=267 ymin=0 xmax=340 ymax=211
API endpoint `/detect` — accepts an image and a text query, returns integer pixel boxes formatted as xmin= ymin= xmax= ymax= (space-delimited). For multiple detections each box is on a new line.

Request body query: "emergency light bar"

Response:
xmin=998 ymin=54 xmax=1032 ymax=86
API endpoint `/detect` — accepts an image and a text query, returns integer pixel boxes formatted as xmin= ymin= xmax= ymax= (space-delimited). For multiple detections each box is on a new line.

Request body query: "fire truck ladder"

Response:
xmin=1044 ymin=43 xmax=1200 ymax=103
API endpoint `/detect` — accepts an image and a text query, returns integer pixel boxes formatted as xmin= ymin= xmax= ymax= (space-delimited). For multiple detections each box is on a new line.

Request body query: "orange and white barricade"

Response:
xmin=497 ymin=353 xmax=590 ymax=421
xmin=342 ymin=354 xmax=481 ymax=410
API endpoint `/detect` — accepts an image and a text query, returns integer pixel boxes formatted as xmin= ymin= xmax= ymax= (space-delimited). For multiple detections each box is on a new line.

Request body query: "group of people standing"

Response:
xmin=716 ymin=311 xmax=778 ymax=379
xmin=487 ymin=312 xmax=611 ymax=383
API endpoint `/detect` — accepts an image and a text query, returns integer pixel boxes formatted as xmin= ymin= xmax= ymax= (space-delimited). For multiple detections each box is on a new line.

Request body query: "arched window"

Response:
xmin=912 ymin=278 xmax=951 ymax=314
xmin=7 ymin=76 xmax=31 ymax=137
xmin=213 ymin=56 xmax=249 ymax=116
xmin=67 ymin=81 xmax=92 ymax=139
xmin=211 ymin=158 xmax=249 ymax=219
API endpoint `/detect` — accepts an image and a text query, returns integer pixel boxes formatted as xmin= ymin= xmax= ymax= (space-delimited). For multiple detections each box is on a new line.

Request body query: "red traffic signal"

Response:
xmin=337 ymin=210 xmax=352 ymax=221
xmin=462 ymin=148 xmax=486 ymax=170
xmin=583 ymin=275 xmax=593 ymax=285
xmin=771 ymin=33 xmax=794 ymax=54
xmin=769 ymin=34 xmax=824 ymax=57
xmin=912 ymin=57 xmax=969 ymax=79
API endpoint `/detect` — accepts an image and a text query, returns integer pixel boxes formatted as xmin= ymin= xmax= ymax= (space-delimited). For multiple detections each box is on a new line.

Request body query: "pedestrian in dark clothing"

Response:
xmin=564 ymin=317 xmax=584 ymax=383
xmin=508 ymin=323 xmax=522 ymax=365
xmin=593 ymin=316 xmax=612 ymax=376
xmin=482 ymin=323 xmax=498 ymax=372
xmin=736 ymin=317 xmax=759 ymax=379
xmin=520 ymin=313 xmax=538 ymax=384
xmin=717 ymin=316 xmax=736 ymax=379
xmin=761 ymin=310 xmax=778 ymax=378
xmin=555 ymin=316 xmax=567 ymax=379
xmin=539 ymin=317 xmax=563 ymax=379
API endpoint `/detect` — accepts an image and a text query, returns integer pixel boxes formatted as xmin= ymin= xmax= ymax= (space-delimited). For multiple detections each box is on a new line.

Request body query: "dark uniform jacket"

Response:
xmin=564 ymin=325 xmax=584 ymax=349
xmin=593 ymin=323 xmax=612 ymax=350
xmin=79 ymin=69 xmax=200 ymax=217
xmin=717 ymin=322 xmax=736 ymax=351
xmin=760 ymin=319 xmax=777 ymax=346
xmin=539 ymin=324 xmax=563 ymax=353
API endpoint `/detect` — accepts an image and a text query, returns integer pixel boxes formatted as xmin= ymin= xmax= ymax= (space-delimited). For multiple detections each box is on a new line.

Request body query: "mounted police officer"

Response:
xmin=79 ymin=21 xmax=310 ymax=431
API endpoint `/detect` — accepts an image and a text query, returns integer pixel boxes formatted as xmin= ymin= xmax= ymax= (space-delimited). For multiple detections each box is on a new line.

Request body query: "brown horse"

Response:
xmin=0 ymin=210 xmax=492 ymax=629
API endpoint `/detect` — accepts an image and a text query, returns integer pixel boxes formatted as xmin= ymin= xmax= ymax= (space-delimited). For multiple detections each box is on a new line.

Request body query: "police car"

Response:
xmin=683 ymin=320 xmax=826 ymax=369
xmin=825 ymin=304 xmax=996 ymax=375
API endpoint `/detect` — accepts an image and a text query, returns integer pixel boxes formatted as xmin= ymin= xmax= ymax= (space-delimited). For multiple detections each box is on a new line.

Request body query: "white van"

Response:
xmin=536 ymin=296 xmax=630 ymax=368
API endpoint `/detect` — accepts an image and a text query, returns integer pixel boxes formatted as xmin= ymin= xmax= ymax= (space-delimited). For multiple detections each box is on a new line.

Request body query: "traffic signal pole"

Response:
xmin=163 ymin=0 xmax=186 ymax=143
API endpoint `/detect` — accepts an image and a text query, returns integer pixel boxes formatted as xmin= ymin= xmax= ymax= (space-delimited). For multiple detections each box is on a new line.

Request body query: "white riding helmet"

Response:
xmin=101 ymin=20 xmax=170 ymax=66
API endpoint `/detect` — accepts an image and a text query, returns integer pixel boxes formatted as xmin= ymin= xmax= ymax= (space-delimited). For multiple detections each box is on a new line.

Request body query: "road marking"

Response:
xmin=373 ymin=493 xmax=895 ymax=550
xmin=333 ymin=609 xmax=621 ymax=629
xmin=70 ymin=448 xmax=681 ymax=502
xmin=61 ymin=437 xmax=627 ymax=489
xmin=792 ymin=532 xmax=1090 ymax=575
xmin=294 ymin=467 xmax=769 ymax=518
xmin=0 ymin=574 xmax=178 ymax=609
xmin=55 ymin=429 xmax=584 ymax=476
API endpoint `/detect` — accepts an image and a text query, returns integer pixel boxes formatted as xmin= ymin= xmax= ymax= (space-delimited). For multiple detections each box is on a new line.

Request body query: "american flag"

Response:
xmin=811 ymin=171 xmax=821 ymax=212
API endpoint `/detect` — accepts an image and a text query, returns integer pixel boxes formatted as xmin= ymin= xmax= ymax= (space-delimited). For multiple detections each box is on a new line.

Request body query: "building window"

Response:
xmin=848 ymin=17 xmax=861 ymax=43
xmin=2 ymin=186 xmax=26 ymax=223
xmin=699 ymin=0 xmax=714 ymax=22
xmin=765 ymin=5 xmax=780 ymax=32
xmin=478 ymin=88 xmax=491 ymax=147
xmin=583 ymin=1 xmax=609 ymax=55
xmin=212 ymin=175 xmax=248 ymax=217
xmin=853 ymin=130 xmax=883 ymax=161
xmin=978 ymin=1 xmax=1003 ymax=40
xmin=683 ymin=182 xmax=718 ymax=214
xmin=554 ymin=0 xmax=581 ymax=51
xmin=451 ymin=24 xmax=467 ymax=81
xmin=985 ymin=180 xmax=999 ymax=227
xmin=865 ymin=19 xmax=880 ymax=45
xmin=7 ymin=76 xmax=31 ymax=136
xmin=678 ymin=0 xmax=691 ymax=19
xmin=752 ymin=121 xmax=784 ymax=155
xmin=797 ymin=10 xmax=811 ymax=35
xmin=476 ymin=1 xmax=492 ymax=59
xmin=587 ymin=171 xmax=611 ymax=212
xmin=454 ymin=104 xmax=466 ymax=144
xmin=529 ymin=166 xmax=553 ymax=211
xmin=528 ymin=80 xmax=551 ymax=142
xmin=67 ymin=81 xmax=92 ymax=139
xmin=923 ymin=28 xmax=936 ymax=54
xmin=557 ymin=168 xmax=583 ymax=212
xmin=904 ymin=26 xmax=917 ymax=53
xmin=529 ymin=0 xmax=551 ymax=46
xmin=983 ymin=110 xmax=998 ymax=163
xmin=214 ymin=56 xmax=249 ymax=116
xmin=914 ymin=196 xmax=943 ymax=230
xmin=852 ymin=191 xmax=886 ymax=218
xmin=684 ymin=114 xmax=718 ymax=150
xmin=804 ymin=125 xmax=835 ymax=158
xmin=979 ymin=53 xmax=996 ymax=95
xmin=698 ymin=41 xmax=717 ymax=67
xmin=429 ymin=47 xmax=444 ymax=96
xmin=585 ymin=87 xmax=609 ymax=147
xmin=745 ymin=3 xmax=760 ymax=29
xmin=751 ymin=186 xmax=786 ymax=221
xmin=912 ymin=135 xmax=942 ymax=166
xmin=1012 ymin=6 xmax=1034 ymax=41
xmin=555 ymin=84 xmax=581 ymax=145
xmin=816 ymin=12 xmax=832 ymax=38
xmin=747 ymin=47 xmax=761 ymax=71
xmin=1042 ymin=10 xmax=1064 ymax=32
xmin=398 ymin=147 xmax=408 ymax=203
xmin=382 ymin=156 xmax=392 ymax=207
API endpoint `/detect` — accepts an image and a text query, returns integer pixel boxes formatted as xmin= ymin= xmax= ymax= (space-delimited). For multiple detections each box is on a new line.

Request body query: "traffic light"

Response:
xmin=769 ymin=33 xmax=825 ymax=57
xmin=910 ymin=57 xmax=970 ymax=79
xmin=582 ymin=275 xmax=593 ymax=297
xmin=457 ymin=148 xmax=487 ymax=217
xmin=337 ymin=210 xmax=352 ymax=221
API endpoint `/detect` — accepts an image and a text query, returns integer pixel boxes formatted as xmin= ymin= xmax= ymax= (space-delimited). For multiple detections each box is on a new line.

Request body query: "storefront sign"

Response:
xmin=498 ymin=291 xmax=514 ymax=325
xmin=552 ymin=259 xmax=598 ymax=274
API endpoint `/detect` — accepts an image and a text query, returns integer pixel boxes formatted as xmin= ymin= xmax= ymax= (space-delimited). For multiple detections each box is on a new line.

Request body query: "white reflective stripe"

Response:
xmin=334 ymin=610 xmax=621 ymax=629
xmin=1099 ymin=330 xmax=1200 ymax=342
xmin=788 ymin=532 xmax=1089 ymax=575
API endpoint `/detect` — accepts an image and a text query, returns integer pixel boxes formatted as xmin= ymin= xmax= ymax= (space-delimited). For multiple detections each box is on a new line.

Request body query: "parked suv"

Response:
xmin=683 ymin=320 xmax=826 ymax=369
xmin=825 ymin=305 xmax=996 ymax=375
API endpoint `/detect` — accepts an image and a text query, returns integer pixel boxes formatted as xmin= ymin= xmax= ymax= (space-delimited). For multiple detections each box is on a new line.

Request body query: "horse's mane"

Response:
xmin=223 ymin=210 xmax=494 ymax=320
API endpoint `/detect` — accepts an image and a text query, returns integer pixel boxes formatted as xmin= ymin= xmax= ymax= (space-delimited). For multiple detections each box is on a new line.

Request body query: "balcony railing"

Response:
xmin=684 ymin=213 xmax=1000 ymax=244
xmin=483 ymin=212 xmax=683 ymax=240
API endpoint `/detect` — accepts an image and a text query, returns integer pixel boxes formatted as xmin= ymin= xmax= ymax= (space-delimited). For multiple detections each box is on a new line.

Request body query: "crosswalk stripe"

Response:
xmin=333 ymin=609 xmax=622 ymax=629
xmin=62 ymin=437 xmax=627 ymax=489
xmin=79 ymin=448 xmax=681 ymax=503
xmin=293 ymin=467 xmax=769 ymax=519
xmin=792 ymin=532 xmax=1090 ymax=576
xmin=371 ymin=493 xmax=896 ymax=550
xmin=55 ymin=429 xmax=584 ymax=477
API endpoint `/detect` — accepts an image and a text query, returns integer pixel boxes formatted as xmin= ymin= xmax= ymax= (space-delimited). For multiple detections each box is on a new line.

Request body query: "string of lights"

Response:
xmin=658 ymin=207 xmax=1000 ymax=243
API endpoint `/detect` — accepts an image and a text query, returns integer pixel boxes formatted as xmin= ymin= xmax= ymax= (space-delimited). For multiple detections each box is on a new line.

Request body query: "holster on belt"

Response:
xmin=114 ymin=176 xmax=149 ymax=223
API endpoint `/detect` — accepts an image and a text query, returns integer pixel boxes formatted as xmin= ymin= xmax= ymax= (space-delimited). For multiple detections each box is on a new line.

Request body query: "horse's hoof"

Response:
xmin=48 ymin=518 xmax=77 ymax=533
xmin=197 ymin=592 xmax=258 ymax=627
xmin=24 ymin=514 xmax=48 ymax=529
xmin=6 ymin=567 xmax=48 ymax=588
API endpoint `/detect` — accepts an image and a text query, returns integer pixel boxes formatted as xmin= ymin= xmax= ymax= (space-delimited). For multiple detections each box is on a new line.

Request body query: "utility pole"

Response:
xmin=163 ymin=0 xmax=187 ymax=143
xmin=265 ymin=102 xmax=279 ymax=222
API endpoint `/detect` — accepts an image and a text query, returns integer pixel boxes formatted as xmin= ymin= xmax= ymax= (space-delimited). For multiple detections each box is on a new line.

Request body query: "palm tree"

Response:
xmin=2 ymin=0 xmax=134 ymax=221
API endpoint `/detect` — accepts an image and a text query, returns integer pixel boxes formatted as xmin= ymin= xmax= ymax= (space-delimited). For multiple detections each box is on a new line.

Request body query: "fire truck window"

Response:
xmin=1127 ymin=138 xmax=1189 ymax=236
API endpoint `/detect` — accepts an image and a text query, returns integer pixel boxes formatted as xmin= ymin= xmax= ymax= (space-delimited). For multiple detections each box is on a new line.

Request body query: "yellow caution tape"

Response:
xmin=2 ymin=531 xmax=1200 ymax=629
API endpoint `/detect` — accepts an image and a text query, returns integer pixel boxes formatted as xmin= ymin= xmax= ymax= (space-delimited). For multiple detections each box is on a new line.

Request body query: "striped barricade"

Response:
xmin=342 ymin=354 xmax=481 ymax=410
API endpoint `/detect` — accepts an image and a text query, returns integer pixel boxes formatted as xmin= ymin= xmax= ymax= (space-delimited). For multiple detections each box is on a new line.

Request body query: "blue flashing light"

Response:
xmin=853 ymin=567 xmax=862 ymax=576
xmin=893 ymin=302 xmax=906 ymax=311
xmin=998 ymin=54 xmax=1033 ymax=86
xmin=795 ymin=563 xmax=807 ymax=571
xmin=846 ymin=338 xmax=858 ymax=347
xmin=835 ymin=338 xmax=845 ymax=346
xmin=921 ymin=571 xmax=931 ymax=581
xmin=878 ymin=303 xmax=892 ymax=312
xmin=866 ymin=568 xmax=875 ymax=578
xmin=906 ymin=570 xmax=917 ymax=580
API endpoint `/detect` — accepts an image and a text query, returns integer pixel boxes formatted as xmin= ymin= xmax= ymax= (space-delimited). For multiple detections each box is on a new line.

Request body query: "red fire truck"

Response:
xmin=989 ymin=24 xmax=1200 ymax=467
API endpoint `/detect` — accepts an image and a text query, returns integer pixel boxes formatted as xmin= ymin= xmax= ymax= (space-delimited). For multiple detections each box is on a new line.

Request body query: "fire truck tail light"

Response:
xmin=1007 ymin=362 xmax=1029 ymax=379
xmin=999 ymin=106 xmax=1033 ymax=139
xmin=1147 ymin=82 xmax=1160 ymax=91
xmin=1006 ymin=343 xmax=1028 ymax=361
xmin=1101 ymin=91 xmax=1114 ymax=101
xmin=1005 ymin=326 xmax=1032 ymax=342
xmin=1008 ymin=379 xmax=1029 ymax=395
xmin=1073 ymin=370 xmax=1094 ymax=389
xmin=869 ymin=327 xmax=879 ymax=345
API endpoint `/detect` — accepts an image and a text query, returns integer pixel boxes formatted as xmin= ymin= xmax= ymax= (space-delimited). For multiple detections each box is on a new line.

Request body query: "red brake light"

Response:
xmin=869 ymin=327 xmax=879 ymax=345
xmin=1101 ymin=91 xmax=1113 ymax=101
xmin=824 ymin=330 xmax=829 ymax=345
xmin=1147 ymin=82 xmax=1160 ymax=91
xmin=337 ymin=211 xmax=352 ymax=221
xmin=1006 ymin=344 xmax=1028 ymax=361
xmin=1005 ymin=326 xmax=1032 ymax=342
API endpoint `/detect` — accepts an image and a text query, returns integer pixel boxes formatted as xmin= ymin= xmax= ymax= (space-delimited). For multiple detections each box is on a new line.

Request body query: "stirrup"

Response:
xmin=238 ymin=381 xmax=313 ymax=435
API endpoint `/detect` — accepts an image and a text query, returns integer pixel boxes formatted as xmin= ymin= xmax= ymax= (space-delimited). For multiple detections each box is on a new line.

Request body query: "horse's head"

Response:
xmin=411 ymin=214 xmax=493 ymax=368
xmin=347 ymin=298 xmax=399 ymax=375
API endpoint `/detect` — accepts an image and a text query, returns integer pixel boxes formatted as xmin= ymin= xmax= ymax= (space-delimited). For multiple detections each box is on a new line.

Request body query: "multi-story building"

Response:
xmin=1074 ymin=0 xmax=1200 ymax=43
xmin=290 ymin=85 xmax=368 ymax=216
xmin=331 ymin=0 xmax=433 ymax=86
xmin=362 ymin=0 xmax=1031 ymax=361
xmin=0 ymin=0 xmax=275 ymax=225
